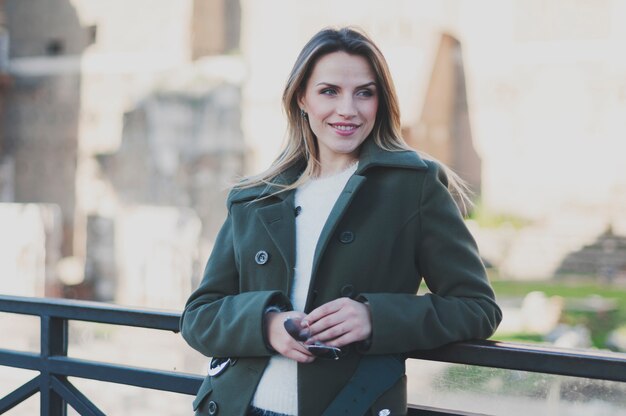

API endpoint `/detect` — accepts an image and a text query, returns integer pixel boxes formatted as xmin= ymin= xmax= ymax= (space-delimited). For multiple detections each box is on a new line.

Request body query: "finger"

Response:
xmin=304 ymin=299 xmax=345 ymax=325
xmin=309 ymin=307 xmax=372 ymax=345
xmin=305 ymin=298 xmax=356 ymax=331
xmin=315 ymin=324 xmax=370 ymax=347
xmin=292 ymin=340 xmax=315 ymax=357
xmin=282 ymin=339 xmax=315 ymax=362
xmin=289 ymin=350 xmax=316 ymax=363
xmin=324 ymin=332 xmax=360 ymax=348
xmin=306 ymin=297 xmax=364 ymax=324
xmin=306 ymin=313 xmax=343 ymax=337
xmin=307 ymin=299 xmax=366 ymax=336
xmin=275 ymin=339 xmax=314 ymax=359
xmin=308 ymin=322 xmax=348 ymax=344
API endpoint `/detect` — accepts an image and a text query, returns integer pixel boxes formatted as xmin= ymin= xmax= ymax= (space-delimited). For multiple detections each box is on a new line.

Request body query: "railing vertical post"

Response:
xmin=40 ymin=315 xmax=68 ymax=416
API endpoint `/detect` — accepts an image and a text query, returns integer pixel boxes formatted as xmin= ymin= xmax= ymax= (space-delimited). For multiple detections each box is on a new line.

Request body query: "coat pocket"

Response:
xmin=192 ymin=376 xmax=213 ymax=411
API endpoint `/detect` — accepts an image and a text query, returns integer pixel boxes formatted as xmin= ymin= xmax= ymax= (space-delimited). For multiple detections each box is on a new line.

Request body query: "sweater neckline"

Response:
xmin=310 ymin=160 xmax=359 ymax=182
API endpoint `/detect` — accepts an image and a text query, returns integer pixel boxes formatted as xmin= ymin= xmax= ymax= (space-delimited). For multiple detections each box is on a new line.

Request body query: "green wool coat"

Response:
xmin=180 ymin=139 xmax=502 ymax=416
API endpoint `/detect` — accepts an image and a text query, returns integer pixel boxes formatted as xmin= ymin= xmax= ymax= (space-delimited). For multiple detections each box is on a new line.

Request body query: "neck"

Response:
xmin=316 ymin=157 xmax=359 ymax=178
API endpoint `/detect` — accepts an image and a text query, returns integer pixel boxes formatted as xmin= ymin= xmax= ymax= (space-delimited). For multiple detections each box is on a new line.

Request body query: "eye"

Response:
xmin=320 ymin=88 xmax=337 ymax=96
xmin=357 ymin=89 xmax=375 ymax=98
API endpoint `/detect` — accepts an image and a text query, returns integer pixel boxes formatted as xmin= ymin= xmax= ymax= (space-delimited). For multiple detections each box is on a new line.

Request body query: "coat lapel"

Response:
xmin=256 ymin=192 xmax=296 ymax=287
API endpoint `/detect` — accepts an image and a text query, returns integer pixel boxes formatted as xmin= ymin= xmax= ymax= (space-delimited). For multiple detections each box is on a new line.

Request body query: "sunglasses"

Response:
xmin=283 ymin=317 xmax=346 ymax=360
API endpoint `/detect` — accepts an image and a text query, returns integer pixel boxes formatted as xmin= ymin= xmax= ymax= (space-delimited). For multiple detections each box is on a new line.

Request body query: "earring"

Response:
xmin=300 ymin=108 xmax=307 ymax=119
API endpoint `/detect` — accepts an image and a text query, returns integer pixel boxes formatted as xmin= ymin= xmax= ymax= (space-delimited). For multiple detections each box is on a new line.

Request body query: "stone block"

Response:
xmin=114 ymin=205 xmax=201 ymax=309
xmin=0 ymin=203 xmax=62 ymax=296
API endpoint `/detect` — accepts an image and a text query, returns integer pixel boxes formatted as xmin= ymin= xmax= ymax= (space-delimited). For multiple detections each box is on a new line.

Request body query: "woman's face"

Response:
xmin=299 ymin=51 xmax=378 ymax=171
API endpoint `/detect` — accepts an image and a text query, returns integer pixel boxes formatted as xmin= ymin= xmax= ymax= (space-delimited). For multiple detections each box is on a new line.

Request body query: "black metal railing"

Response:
xmin=0 ymin=295 xmax=202 ymax=415
xmin=1 ymin=294 xmax=626 ymax=416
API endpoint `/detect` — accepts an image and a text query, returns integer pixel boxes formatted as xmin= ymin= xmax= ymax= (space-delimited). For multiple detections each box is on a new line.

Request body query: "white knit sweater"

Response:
xmin=251 ymin=162 xmax=358 ymax=415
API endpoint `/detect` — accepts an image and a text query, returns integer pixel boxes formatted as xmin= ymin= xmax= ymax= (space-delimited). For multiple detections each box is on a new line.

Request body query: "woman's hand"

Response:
xmin=303 ymin=298 xmax=372 ymax=348
xmin=266 ymin=311 xmax=316 ymax=363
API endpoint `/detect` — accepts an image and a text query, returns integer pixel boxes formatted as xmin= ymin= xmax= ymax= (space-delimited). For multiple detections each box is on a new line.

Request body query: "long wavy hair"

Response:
xmin=237 ymin=27 xmax=471 ymax=210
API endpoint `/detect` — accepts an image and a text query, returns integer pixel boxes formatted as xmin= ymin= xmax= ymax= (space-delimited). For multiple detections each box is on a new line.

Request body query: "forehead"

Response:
xmin=307 ymin=51 xmax=376 ymax=85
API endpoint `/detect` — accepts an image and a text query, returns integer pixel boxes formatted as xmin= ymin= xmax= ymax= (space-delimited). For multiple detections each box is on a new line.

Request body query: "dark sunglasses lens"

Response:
xmin=307 ymin=344 xmax=343 ymax=360
xmin=284 ymin=318 xmax=310 ymax=342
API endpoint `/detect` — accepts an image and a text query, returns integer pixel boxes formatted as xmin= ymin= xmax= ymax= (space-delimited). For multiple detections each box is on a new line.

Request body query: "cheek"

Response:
xmin=307 ymin=100 xmax=333 ymax=120
xmin=370 ymin=99 xmax=380 ymax=118
xmin=362 ymin=100 xmax=379 ymax=122
xmin=306 ymin=112 xmax=327 ymax=137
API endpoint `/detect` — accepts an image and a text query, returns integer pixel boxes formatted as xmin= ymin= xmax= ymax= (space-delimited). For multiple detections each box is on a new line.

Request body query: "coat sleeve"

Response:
xmin=359 ymin=162 xmax=502 ymax=354
xmin=180 ymin=209 xmax=292 ymax=358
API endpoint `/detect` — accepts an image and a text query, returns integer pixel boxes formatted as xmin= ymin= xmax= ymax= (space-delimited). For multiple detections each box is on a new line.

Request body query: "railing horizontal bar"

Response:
xmin=0 ymin=349 xmax=41 ymax=371
xmin=410 ymin=340 xmax=626 ymax=383
xmin=0 ymin=375 xmax=40 ymax=414
xmin=408 ymin=403 xmax=489 ymax=416
xmin=48 ymin=356 xmax=203 ymax=395
xmin=0 ymin=295 xmax=180 ymax=332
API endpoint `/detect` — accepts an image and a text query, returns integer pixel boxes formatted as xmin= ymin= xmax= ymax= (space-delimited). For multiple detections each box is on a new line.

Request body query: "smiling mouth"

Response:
xmin=330 ymin=123 xmax=360 ymax=131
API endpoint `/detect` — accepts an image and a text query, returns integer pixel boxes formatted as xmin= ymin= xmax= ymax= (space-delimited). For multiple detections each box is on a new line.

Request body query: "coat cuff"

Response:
xmin=261 ymin=295 xmax=292 ymax=353
xmin=354 ymin=295 xmax=373 ymax=353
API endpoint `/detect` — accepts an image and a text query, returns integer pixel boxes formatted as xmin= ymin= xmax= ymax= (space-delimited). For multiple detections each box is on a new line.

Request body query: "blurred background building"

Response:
xmin=0 ymin=0 xmax=245 ymax=307
xmin=0 ymin=0 xmax=625 ymax=308
xmin=2 ymin=1 xmax=626 ymax=415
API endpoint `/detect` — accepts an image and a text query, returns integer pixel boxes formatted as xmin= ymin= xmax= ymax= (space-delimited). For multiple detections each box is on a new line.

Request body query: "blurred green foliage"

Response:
xmin=467 ymin=201 xmax=531 ymax=229
xmin=491 ymin=280 xmax=626 ymax=349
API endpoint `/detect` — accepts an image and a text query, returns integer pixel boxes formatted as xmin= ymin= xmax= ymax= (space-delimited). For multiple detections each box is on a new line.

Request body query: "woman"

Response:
xmin=181 ymin=27 xmax=501 ymax=416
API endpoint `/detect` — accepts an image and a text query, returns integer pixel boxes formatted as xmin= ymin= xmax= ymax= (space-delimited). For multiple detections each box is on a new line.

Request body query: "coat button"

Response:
xmin=255 ymin=250 xmax=269 ymax=265
xmin=339 ymin=231 xmax=354 ymax=244
xmin=340 ymin=284 xmax=355 ymax=298
xmin=207 ymin=400 xmax=218 ymax=415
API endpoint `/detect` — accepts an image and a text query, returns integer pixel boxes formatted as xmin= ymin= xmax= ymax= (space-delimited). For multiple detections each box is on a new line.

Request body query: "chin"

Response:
xmin=336 ymin=139 xmax=365 ymax=151
xmin=331 ymin=145 xmax=360 ymax=156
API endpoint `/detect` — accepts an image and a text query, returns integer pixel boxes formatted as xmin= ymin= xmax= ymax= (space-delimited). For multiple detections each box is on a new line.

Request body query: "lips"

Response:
xmin=329 ymin=123 xmax=360 ymax=135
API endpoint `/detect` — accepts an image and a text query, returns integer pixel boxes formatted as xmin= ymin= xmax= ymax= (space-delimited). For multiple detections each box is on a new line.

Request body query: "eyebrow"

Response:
xmin=316 ymin=81 xmax=377 ymax=89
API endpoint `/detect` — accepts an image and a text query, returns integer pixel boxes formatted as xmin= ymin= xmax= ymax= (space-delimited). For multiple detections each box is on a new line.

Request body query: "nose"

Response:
xmin=336 ymin=95 xmax=357 ymax=118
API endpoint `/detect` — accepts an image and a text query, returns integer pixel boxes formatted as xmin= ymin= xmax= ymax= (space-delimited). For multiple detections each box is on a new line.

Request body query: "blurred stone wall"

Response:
xmin=96 ymin=82 xmax=244 ymax=307
xmin=0 ymin=204 xmax=62 ymax=296
xmin=5 ymin=71 xmax=81 ymax=256
xmin=0 ymin=8 xmax=9 ymax=201
xmin=3 ymin=0 xmax=90 ymax=259
xmin=4 ymin=0 xmax=93 ymax=58
xmin=0 ymin=0 xmax=245 ymax=304
xmin=101 ymin=83 xmax=244 ymax=239
xmin=114 ymin=206 xmax=201 ymax=309
xmin=191 ymin=0 xmax=241 ymax=58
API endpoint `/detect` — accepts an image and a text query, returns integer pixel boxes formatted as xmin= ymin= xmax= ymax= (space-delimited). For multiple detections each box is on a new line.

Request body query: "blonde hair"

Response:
xmin=238 ymin=27 xmax=471 ymax=211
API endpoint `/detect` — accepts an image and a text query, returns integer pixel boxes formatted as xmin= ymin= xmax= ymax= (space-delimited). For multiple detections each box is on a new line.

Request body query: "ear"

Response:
xmin=297 ymin=91 xmax=306 ymax=112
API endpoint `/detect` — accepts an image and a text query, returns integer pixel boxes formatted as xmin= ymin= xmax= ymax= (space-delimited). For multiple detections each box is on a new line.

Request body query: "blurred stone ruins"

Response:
xmin=0 ymin=0 xmax=245 ymax=308
xmin=1 ymin=0 xmax=626 ymax=310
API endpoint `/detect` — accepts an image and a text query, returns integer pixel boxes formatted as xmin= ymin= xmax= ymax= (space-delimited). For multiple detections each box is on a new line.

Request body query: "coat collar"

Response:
xmin=355 ymin=138 xmax=428 ymax=174
xmin=227 ymin=161 xmax=304 ymax=207
xmin=228 ymin=139 xmax=427 ymax=206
